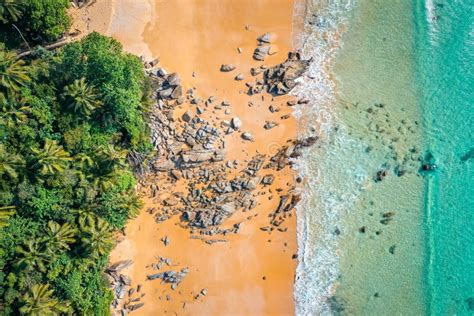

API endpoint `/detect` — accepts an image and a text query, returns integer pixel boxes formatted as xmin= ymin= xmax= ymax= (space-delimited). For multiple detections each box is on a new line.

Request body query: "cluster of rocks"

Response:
xmin=147 ymin=93 xmax=226 ymax=170
xmin=152 ymin=71 xmax=183 ymax=101
xmin=269 ymin=194 xmax=301 ymax=229
xmin=264 ymin=52 xmax=311 ymax=95
xmin=264 ymin=136 xmax=319 ymax=171
xmin=253 ymin=33 xmax=278 ymax=61
xmin=147 ymin=267 xmax=189 ymax=290
xmin=345 ymin=101 xmax=429 ymax=181
xmin=108 ymin=30 xmax=321 ymax=313
xmin=137 ymin=51 xmax=318 ymax=237
xmin=107 ymin=260 xmax=146 ymax=315
xmin=165 ymin=156 xmax=264 ymax=230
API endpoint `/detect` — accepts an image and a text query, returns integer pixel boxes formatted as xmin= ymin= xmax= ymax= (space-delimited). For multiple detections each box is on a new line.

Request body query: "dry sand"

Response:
xmin=81 ymin=0 xmax=300 ymax=315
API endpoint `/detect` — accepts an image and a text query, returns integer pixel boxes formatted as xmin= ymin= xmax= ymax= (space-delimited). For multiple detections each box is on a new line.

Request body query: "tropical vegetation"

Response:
xmin=0 ymin=0 xmax=71 ymax=47
xmin=0 ymin=31 xmax=150 ymax=314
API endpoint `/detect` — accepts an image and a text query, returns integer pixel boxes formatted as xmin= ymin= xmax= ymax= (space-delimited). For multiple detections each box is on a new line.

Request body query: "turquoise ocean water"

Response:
xmin=293 ymin=1 xmax=473 ymax=315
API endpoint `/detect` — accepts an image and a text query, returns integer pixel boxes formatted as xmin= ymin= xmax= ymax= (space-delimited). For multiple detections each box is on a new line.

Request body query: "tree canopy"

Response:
xmin=0 ymin=32 xmax=150 ymax=314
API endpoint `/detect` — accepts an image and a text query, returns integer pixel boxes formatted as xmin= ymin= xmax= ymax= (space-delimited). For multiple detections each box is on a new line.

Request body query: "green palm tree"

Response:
xmin=0 ymin=144 xmax=24 ymax=180
xmin=74 ymin=208 xmax=96 ymax=223
xmin=31 ymin=139 xmax=72 ymax=176
xmin=16 ymin=240 xmax=51 ymax=272
xmin=95 ymin=144 xmax=128 ymax=176
xmin=120 ymin=194 xmax=142 ymax=218
xmin=0 ymin=50 xmax=30 ymax=93
xmin=0 ymin=205 xmax=15 ymax=228
xmin=1 ymin=94 xmax=31 ymax=124
xmin=0 ymin=0 xmax=23 ymax=23
xmin=79 ymin=216 xmax=114 ymax=257
xmin=19 ymin=284 xmax=71 ymax=316
xmin=74 ymin=152 xmax=94 ymax=169
xmin=61 ymin=78 xmax=102 ymax=117
xmin=44 ymin=221 xmax=77 ymax=252
xmin=91 ymin=171 xmax=117 ymax=191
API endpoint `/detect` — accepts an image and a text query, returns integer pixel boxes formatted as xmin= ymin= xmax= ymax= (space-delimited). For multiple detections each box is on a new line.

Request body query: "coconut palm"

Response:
xmin=0 ymin=94 xmax=31 ymax=126
xmin=0 ymin=205 xmax=15 ymax=228
xmin=44 ymin=221 xmax=77 ymax=252
xmin=74 ymin=152 xmax=94 ymax=169
xmin=0 ymin=0 xmax=23 ymax=23
xmin=0 ymin=144 xmax=24 ymax=180
xmin=79 ymin=216 xmax=114 ymax=257
xmin=120 ymin=194 xmax=142 ymax=218
xmin=89 ymin=170 xmax=116 ymax=192
xmin=61 ymin=78 xmax=102 ymax=117
xmin=15 ymin=240 xmax=51 ymax=272
xmin=74 ymin=208 xmax=96 ymax=224
xmin=96 ymin=144 xmax=128 ymax=171
xmin=0 ymin=50 xmax=30 ymax=93
xmin=19 ymin=284 xmax=71 ymax=316
xmin=31 ymin=139 xmax=72 ymax=176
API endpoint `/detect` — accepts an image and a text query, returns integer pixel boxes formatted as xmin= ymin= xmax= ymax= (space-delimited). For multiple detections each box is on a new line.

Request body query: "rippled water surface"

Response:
xmin=293 ymin=0 xmax=473 ymax=315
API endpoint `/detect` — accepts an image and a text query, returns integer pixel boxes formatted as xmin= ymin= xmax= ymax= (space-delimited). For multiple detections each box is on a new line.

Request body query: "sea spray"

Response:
xmin=290 ymin=1 xmax=354 ymax=314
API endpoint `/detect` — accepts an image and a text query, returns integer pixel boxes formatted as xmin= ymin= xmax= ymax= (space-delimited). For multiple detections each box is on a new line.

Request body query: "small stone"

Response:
xmin=261 ymin=174 xmax=275 ymax=185
xmin=253 ymin=46 xmax=270 ymax=61
xmin=150 ymin=58 xmax=160 ymax=67
xmin=231 ymin=117 xmax=242 ymax=130
xmin=241 ymin=132 xmax=254 ymax=141
xmin=182 ymin=110 xmax=193 ymax=122
xmin=167 ymin=73 xmax=181 ymax=86
xmin=389 ymin=245 xmax=396 ymax=254
xmin=257 ymin=32 xmax=272 ymax=43
xmin=235 ymin=73 xmax=244 ymax=81
xmin=268 ymin=45 xmax=279 ymax=55
xmin=128 ymin=303 xmax=144 ymax=311
xmin=264 ymin=121 xmax=278 ymax=129
xmin=162 ymin=236 xmax=170 ymax=246
xmin=220 ymin=64 xmax=236 ymax=72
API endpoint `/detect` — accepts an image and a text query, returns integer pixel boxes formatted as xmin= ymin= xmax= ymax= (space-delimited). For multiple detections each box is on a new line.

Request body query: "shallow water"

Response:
xmin=293 ymin=0 xmax=473 ymax=315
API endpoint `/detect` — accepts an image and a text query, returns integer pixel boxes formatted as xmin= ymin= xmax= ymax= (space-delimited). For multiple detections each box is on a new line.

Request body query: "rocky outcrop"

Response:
xmin=264 ymin=52 xmax=311 ymax=95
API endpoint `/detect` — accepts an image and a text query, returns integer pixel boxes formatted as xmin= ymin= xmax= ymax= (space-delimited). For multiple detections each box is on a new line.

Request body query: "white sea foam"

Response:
xmin=290 ymin=1 xmax=359 ymax=315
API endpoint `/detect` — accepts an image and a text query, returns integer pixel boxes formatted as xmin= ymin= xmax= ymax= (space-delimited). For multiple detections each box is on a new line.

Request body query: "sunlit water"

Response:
xmin=293 ymin=0 xmax=473 ymax=315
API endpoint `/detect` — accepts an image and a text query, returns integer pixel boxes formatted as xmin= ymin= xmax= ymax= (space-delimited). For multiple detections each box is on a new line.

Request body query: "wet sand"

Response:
xmin=90 ymin=0 xmax=299 ymax=314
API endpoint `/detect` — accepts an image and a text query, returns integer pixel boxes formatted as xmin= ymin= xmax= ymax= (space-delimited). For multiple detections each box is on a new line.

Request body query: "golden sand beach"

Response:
xmin=73 ymin=1 xmax=300 ymax=314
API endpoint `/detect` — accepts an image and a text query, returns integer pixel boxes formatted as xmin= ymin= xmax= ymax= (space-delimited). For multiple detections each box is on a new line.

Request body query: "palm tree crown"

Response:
xmin=19 ymin=284 xmax=71 ymax=316
xmin=0 ymin=144 xmax=24 ymax=180
xmin=79 ymin=216 xmax=114 ymax=258
xmin=31 ymin=139 xmax=72 ymax=176
xmin=0 ymin=205 xmax=15 ymax=228
xmin=0 ymin=0 xmax=23 ymax=23
xmin=0 ymin=50 xmax=30 ymax=93
xmin=61 ymin=78 xmax=102 ymax=117
xmin=15 ymin=240 xmax=51 ymax=272
xmin=44 ymin=221 xmax=77 ymax=252
xmin=0 ymin=94 xmax=31 ymax=130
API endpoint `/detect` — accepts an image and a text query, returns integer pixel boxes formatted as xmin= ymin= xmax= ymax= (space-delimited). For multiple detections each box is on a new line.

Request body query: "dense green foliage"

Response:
xmin=0 ymin=0 xmax=71 ymax=45
xmin=0 ymin=33 xmax=150 ymax=315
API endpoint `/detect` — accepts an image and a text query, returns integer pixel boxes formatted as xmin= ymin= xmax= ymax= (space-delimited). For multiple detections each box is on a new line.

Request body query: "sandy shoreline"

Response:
xmin=77 ymin=0 xmax=301 ymax=314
